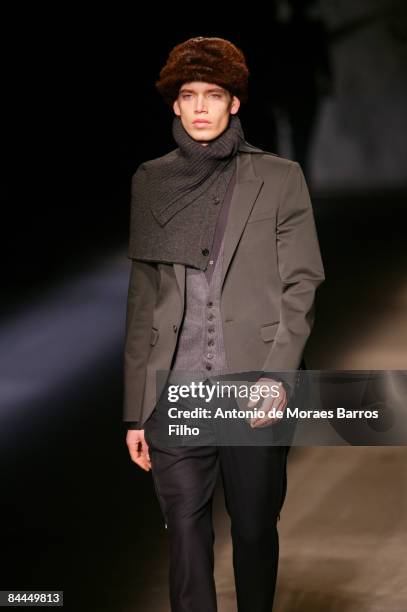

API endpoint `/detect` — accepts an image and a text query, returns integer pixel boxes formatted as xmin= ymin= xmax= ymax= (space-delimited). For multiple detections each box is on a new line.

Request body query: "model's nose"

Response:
xmin=195 ymin=96 xmax=207 ymax=112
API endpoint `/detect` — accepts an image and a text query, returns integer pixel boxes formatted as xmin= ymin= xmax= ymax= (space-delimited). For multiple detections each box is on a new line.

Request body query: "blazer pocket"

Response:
xmin=259 ymin=321 xmax=279 ymax=342
xmin=247 ymin=212 xmax=275 ymax=224
xmin=150 ymin=327 xmax=160 ymax=346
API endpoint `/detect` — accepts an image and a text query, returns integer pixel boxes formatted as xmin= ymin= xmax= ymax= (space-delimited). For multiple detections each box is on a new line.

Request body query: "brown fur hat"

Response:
xmin=155 ymin=36 xmax=249 ymax=106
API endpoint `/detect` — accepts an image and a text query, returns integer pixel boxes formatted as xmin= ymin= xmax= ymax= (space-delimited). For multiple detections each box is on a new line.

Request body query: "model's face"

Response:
xmin=173 ymin=81 xmax=240 ymax=146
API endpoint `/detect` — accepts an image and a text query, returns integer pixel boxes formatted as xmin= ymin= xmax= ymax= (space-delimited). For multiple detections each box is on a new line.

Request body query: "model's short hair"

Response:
xmin=155 ymin=36 xmax=249 ymax=107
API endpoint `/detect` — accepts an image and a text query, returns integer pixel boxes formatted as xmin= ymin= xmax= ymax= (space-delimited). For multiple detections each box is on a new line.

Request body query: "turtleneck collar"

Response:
xmin=144 ymin=113 xmax=245 ymax=227
xmin=171 ymin=113 xmax=245 ymax=163
xmin=127 ymin=112 xmax=267 ymax=269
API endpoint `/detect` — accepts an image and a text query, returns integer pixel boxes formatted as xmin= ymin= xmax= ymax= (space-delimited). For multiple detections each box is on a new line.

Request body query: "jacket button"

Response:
xmin=202 ymin=248 xmax=209 ymax=256
xmin=173 ymin=325 xmax=178 ymax=332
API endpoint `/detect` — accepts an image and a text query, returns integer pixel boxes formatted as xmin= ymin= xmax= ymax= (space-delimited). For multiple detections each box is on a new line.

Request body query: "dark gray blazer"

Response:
xmin=123 ymin=149 xmax=325 ymax=426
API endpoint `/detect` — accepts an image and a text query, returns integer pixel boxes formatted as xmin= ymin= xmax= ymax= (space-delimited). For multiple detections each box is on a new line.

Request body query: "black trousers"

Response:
xmin=144 ymin=380 xmax=290 ymax=612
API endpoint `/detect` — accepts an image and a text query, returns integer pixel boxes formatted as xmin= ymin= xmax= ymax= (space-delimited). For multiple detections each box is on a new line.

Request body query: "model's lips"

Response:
xmin=193 ymin=120 xmax=210 ymax=125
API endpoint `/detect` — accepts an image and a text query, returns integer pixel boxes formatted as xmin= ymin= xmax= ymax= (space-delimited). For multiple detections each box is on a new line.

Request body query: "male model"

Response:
xmin=123 ymin=36 xmax=325 ymax=612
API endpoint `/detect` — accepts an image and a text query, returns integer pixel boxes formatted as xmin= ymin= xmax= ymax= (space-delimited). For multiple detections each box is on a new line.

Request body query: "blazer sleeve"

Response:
xmin=124 ymin=421 xmax=143 ymax=430
xmin=123 ymin=258 xmax=159 ymax=423
xmin=261 ymin=161 xmax=325 ymax=388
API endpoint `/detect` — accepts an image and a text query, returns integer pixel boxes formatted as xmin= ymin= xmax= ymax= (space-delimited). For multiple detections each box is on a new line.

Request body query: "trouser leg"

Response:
xmin=145 ymin=415 xmax=219 ymax=612
xmin=219 ymin=444 xmax=289 ymax=612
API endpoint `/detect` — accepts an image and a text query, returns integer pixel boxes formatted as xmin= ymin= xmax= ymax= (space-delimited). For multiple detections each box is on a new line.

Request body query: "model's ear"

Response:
xmin=173 ymin=99 xmax=180 ymax=116
xmin=230 ymin=95 xmax=241 ymax=115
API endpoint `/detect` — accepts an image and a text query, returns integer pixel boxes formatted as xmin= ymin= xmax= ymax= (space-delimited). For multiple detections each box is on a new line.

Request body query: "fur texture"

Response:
xmin=155 ymin=36 xmax=249 ymax=106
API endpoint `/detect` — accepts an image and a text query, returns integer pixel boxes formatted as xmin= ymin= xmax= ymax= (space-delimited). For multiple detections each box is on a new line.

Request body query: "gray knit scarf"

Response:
xmin=128 ymin=113 xmax=260 ymax=270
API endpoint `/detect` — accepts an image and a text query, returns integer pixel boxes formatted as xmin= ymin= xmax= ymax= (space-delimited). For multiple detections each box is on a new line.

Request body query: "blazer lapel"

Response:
xmin=221 ymin=152 xmax=264 ymax=291
xmin=173 ymin=152 xmax=264 ymax=302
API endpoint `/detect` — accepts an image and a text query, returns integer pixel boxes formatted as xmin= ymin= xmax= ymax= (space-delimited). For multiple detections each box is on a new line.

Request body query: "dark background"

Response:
xmin=4 ymin=1 xmax=406 ymax=309
xmin=2 ymin=1 xmax=407 ymax=610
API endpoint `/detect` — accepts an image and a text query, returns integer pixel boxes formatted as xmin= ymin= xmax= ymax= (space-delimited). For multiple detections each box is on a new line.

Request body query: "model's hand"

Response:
xmin=126 ymin=429 xmax=151 ymax=471
xmin=246 ymin=377 xmax=288 ymax=428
